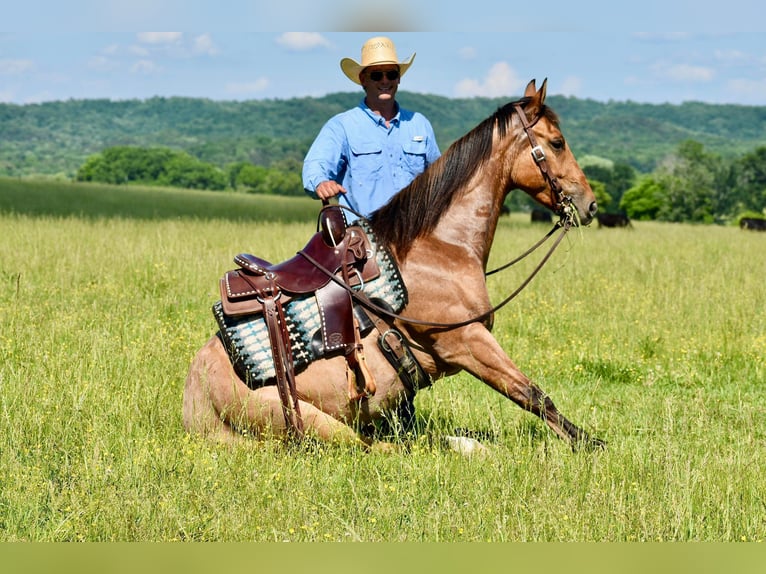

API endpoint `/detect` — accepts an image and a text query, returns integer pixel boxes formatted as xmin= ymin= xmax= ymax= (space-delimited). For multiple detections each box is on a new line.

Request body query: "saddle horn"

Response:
xmin=318 ymin=200 xmax=348 ymax=247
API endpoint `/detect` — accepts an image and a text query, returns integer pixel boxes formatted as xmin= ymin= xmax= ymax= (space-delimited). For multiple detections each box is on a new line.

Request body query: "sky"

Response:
xmin=1 ymin=1 xmax=765 ymax=106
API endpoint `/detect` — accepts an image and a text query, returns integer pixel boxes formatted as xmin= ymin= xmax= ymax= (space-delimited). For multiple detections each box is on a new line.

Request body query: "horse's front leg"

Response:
xmin=439 ymin=323 xmax=605 ymax=450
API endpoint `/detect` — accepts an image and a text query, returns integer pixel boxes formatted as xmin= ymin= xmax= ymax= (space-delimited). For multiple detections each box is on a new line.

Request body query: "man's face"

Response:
xmin=360 ymin=65 xmax=400 ymax=104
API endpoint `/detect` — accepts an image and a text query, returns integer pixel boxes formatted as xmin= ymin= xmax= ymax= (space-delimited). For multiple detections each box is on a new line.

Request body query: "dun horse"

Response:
xmin=183 ymin=79 xmax=604 ymax=450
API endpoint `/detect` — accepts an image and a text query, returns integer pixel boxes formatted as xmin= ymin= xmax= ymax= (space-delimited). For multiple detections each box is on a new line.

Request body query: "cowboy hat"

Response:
xmin=340 ymin=36 xmax=415 ymax=85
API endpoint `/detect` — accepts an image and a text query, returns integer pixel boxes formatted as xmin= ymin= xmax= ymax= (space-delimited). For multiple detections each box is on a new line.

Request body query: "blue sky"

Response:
xmin=2 ymin=1 xmax=764 ymax=106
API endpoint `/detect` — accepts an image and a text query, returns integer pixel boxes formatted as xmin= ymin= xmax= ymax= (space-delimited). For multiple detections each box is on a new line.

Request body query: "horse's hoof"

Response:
xmin=572 ymin=435 xmax=606 ymax=452
xmin=443 ymin=435 xmax=489 ymax=457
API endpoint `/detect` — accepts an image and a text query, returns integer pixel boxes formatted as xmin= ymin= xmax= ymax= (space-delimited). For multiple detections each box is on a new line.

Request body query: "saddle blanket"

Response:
xmin=213 ymin=222 xmax=407 ymax=388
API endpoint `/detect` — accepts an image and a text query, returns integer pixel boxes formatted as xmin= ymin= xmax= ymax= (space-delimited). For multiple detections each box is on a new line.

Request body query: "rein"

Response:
xmin=300 ymin=213 xmax=573 ymax=330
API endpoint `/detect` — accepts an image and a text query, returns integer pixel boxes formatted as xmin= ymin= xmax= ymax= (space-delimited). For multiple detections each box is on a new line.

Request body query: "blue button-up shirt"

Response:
xmin=303 ymin=99 xmax=441 ymax=217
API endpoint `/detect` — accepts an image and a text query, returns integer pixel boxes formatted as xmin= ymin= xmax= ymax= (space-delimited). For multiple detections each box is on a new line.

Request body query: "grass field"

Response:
xmin=1 ymin=177 xmax=764 ymax=542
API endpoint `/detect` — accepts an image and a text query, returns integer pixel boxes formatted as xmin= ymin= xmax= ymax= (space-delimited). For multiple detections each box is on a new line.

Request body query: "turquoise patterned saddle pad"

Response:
xmin=213 ymin=222 xmax=407 ymax=388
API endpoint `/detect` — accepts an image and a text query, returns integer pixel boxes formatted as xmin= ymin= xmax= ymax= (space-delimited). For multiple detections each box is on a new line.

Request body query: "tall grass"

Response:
xmin=0 ymin=178 xmax=764 ymax=541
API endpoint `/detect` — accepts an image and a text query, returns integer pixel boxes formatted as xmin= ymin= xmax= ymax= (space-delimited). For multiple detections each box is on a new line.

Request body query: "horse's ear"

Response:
xmin=538 ymin=78 xmax=548 ymax=104
xmin=524 ymin=79 xmax=536 ymax=98
xmin=524 ymin=78 xmax=547 ymax=119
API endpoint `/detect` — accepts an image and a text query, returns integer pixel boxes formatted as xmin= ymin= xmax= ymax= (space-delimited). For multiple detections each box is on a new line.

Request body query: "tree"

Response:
xmin=77 ymin=146 xmax=227 ymax=190
xmin=157 ymin=154 xmax=227 ymax=190
xmin=730 ymin=146 xmax=766 ymax=213
xmin=620 ymin=176 xmax=668 ymax=220
xmin=588 ymin=179 xmax=612 ymax=212
xmin=583 ymin=161 xmax=636 ymax=212
xmin=665 ymin=140 xmax=729 ymax=222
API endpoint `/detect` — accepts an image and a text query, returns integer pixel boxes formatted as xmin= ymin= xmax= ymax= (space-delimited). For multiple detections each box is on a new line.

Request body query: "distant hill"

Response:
xmin=1 ymin=91 xmax=765 ymax=178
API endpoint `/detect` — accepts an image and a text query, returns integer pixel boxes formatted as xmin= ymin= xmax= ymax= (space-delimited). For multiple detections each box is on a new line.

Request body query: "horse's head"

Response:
xmin=512 ymin=79 xmax=598 ymax=225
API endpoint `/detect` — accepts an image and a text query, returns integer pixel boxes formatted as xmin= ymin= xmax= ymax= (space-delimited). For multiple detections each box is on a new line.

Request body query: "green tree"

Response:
xmin=620 ymin=176 xmax=668 ymax=220
xmin=661 ymin=140 xmax=729 ymax=222
xmin=583 ymin=161 xmax=636 ymax=212
xmin=588 ymin=179 xmax=612 ymax=212
xmin=730 ymin=146 xmax=766 ymax=213
xmin=158 ymin=154 xmax=227 ymax=190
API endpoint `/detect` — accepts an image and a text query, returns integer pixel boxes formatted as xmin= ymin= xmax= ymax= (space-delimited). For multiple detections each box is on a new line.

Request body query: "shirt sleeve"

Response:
xmin=302 ymin=117 xmax=348 ymax=198
xmin=422 ymin=117 xmax=441 ymax=166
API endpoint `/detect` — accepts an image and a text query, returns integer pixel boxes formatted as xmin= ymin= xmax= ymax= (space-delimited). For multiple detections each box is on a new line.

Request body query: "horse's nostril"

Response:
xmin=589 ymin=202 xmax=598 ymax=215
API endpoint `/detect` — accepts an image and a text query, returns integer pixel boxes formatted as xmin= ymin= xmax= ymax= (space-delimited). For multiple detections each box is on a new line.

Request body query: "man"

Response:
xmin=302 ymin=36 xmax=441 ymax=218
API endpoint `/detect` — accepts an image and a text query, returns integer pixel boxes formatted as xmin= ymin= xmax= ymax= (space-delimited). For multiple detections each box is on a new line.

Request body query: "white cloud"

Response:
xmin=558 ymin=76 xmax=583 ymax=97
xmin=129 ymin=45 xmax=150 ymax=57
xmin=714 ymin=49 xmax=757 ymax=68
xmin=632 ymin=32 xmax=693 ymax=42
xmin=88 ymin=55 xmax=118 ymax=72
xmin=193 ymin=33 xmax=219 ymax=55
xmin=727 ymin=77 xmax=766 ymax=104
xmin=22 ymin=90 xmax=55 ymax=104
xmin=225 ymin=78 xmax=271 ymax=97
xmin=0 ymin=58 xmax=35 ymax=75
xmin=453 ymin=61 xmax=524 ymax=98
xmin=653 ymin=62 xmax=714 ymax=83
xmin=137 ymin=32 xmax=183 ymax=45
xmin=276 ymin=32 xmax=330 ymax=51
xmin=131 ymin=60 xmax=161 ymax=74
xmin=459 ymin=46 xmax=477 ymax=60
xmin=0 ymin=88 xmax=15 ymax=102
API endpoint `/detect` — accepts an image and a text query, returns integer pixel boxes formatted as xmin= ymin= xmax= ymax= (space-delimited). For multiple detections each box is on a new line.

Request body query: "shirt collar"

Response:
xmin=359 ymin=98 xmax=400 ymax=126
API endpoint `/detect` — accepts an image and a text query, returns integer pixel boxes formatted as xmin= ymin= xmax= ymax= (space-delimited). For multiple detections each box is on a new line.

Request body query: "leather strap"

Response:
xmin=259 ymin=278 xmax=304 ymax=438
xmin=513 ymin=103 xmax=567 ymax=214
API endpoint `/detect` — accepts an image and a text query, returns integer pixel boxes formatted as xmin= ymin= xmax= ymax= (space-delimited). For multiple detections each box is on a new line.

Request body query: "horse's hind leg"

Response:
xmin=220 ymin=385 xmax=392 ymax=449
xmin=183 ymin=338 xmax=247 ymax=444
xmin=184 ymin=336 xmax=387 ymax=449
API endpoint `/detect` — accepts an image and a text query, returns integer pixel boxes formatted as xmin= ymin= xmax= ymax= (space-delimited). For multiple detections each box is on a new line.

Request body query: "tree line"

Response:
xmin=4 ymin=92 xmax=765 ymax=223
xmin=4 ymin=92 xmax=766 ymax=179
xmin=75 ymin=146 xmax=303 ymax=195
xmin=619 ymin=141 xmax=766 ymax=223
xmin=75 ymin=138 xmax=766 ymax=224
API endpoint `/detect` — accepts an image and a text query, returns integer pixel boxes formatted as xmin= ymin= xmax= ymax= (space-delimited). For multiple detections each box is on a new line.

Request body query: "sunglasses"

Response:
xmin=368 ymin=70 xmax=400 ymax=82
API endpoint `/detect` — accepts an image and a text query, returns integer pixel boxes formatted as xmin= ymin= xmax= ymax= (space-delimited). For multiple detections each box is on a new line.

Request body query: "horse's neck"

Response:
xmin=430 ymin=179 xmax=503 ymax=268
xmin=430 ymin=147 xmax=513 ymax=268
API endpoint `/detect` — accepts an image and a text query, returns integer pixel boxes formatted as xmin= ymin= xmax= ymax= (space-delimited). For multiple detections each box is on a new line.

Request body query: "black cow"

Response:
xmin=530 ymin=209 xmax=553 ymax=223
xmin=740 ymin=217 xmax=766 ymax=231
xmin=597 ymin=213 xmax=632 ymax=228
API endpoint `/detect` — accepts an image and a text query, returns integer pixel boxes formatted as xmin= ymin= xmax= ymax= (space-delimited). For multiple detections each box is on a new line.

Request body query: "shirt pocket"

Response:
xmin=402 ymin=139 xmax=428 ymax=174
xmin=349 ymin=142 xmax=383 ymax=184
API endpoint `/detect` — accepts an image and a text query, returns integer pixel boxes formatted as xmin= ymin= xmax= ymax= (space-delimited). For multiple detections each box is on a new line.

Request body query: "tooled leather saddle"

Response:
xmin=217 ymin=205 xmax=381 ymax=437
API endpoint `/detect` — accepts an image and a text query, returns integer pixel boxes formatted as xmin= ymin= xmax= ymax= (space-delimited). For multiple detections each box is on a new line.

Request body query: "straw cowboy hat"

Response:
xmin=340 ymin=36 xmax=415 ymax=85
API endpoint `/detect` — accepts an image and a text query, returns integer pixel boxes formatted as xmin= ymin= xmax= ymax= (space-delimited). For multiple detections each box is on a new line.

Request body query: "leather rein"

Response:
xmin=303 ymin=104 xmax=575 ymax=331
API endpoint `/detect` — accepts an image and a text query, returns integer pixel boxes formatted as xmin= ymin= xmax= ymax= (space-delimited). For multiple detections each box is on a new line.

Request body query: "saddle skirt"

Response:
xmin=213 ymin=221 xmax=408 ymax=388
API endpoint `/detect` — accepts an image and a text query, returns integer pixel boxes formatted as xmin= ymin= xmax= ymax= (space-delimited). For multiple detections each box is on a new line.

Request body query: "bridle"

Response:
xmin=512 ymin=103 xmax=572 ymax=216
xmin=302 ymin=103 xmax=576 ymax=330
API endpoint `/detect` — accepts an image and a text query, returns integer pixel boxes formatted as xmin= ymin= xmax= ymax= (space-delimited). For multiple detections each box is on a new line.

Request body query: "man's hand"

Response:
xmin=315 ymin=180 xmax=347 ymax=201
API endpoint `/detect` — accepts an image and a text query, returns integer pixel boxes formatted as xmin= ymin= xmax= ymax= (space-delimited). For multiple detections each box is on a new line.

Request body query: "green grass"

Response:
xmin=1 ymin=177 xmax=764 ymax=541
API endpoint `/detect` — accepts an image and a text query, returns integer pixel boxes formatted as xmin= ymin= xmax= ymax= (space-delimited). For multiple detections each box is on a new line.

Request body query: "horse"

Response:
xmin=531 ymin=208 xmax=553 ymax=223
xmin=183 ymin=79 xmax=603 ymax=451
xmin=740 ymin=217 xmax=766 ymax=231
xmin=597 ymin=212 xmax=632 ymax=228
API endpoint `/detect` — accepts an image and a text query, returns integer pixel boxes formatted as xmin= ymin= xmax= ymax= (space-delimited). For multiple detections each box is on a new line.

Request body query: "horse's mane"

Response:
xmin=368 ymin=97 xmax=559 ymax=259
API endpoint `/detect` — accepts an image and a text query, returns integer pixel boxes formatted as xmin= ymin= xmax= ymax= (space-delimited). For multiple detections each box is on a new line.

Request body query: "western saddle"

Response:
xmin=218 ymin=204 xmax=383 ymax=438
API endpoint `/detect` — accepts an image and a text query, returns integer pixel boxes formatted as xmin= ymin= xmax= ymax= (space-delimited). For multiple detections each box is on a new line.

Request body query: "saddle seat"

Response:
xmin=221 ymin=226 xmax=377 ymax=316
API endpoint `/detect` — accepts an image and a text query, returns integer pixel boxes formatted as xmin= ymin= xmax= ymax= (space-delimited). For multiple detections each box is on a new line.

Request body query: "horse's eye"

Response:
xmin=550 ymin=138 xmax=565 ymax=151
